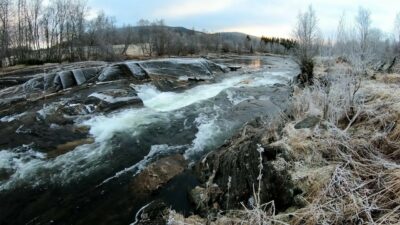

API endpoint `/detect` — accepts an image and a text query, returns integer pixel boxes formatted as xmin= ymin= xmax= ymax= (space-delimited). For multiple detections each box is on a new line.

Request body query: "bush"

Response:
xmin=298 ymin=58 xmax=315 ymax=85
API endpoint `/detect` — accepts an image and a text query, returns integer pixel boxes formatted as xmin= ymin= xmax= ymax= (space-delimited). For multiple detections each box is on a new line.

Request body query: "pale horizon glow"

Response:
xmin=87 ymin=0 xmax=400 ymax=38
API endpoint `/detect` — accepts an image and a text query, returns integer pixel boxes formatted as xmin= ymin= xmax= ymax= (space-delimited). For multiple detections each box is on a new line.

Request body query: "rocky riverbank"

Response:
xmin=136 ymin=58 xmax=400 ymax=225
xmin=4 ymin=55 xmax=398 ymax=225
xmin=0 ymin=55 xmax=301 ymax=225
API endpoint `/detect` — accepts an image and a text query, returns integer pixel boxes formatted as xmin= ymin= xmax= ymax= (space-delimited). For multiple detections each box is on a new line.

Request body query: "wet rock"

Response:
xmin=150 ymin=76 xmax=196 ymax=91
xmin=98 ymin=63 xmax=148 ymax=81
xmin=49 ymin=138 xmax=95 ymax=158
xmin=98 ymin=65 xmax=123 ymax=81
xmin=21 ymin=67 xmax=101 ymax=93
xmin=0 ymin=102 xmax=91 ymax=151
xmin=53 ymin=73 xmax=63 ymax=90
xmin=228 ymin=65 xmax=242 ymax=71
xmin=58 ymin=103 xmax=94 ymax=116
xmin=86 ymin=89 xmax=142 ymax=111
xmin=81 ymin=67 xmax=101 ymax=81
xmin=139 ymin=58 xmax=224 ymax=78
xmin=119 ymin=62 xmax=148 ymax=79
xmin=23 ymin=76 xmax=44 ymax=93
xmin=0 ymin=168 xmax=12 ymax=182
xmin=195 ymin=119 xmax=296 ymax=212
xmin=0 ymin=115 xmax=88 ymax=151
xmin=0 ymin=76 xmax=35 ymax=89
xmin=36 ymin=104 xmax=75 ymax=125
xmin=58 ymin=71 xmax=76 ymax=89
xmin=294 ymin=115 xmax=320 ymax=129
xmin=131 ymin=154 xmax=187 ymax=194
xmin=72 ymin=69 xmax=87 ymax=85
xmin=71 ymin=67 xmax=100 ymax=84
xmin=0 ymin=79 xmax=19 ymax=88
xmin=96 ymin=58 xmax=225 ymax=84
xmin=43 ymin=73 xmax=57 ymax=91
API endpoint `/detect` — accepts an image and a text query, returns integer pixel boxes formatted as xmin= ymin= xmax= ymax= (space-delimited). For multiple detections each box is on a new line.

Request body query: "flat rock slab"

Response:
xmin=228 ymin=65 xmax=242 ymax=71
xmin=138 ymin=58 xmax=224 ymax=78
xmin=130 ymin=154 xmax=187 ymax=194
xmin=87 ymin=89 xmax=143 ymax=111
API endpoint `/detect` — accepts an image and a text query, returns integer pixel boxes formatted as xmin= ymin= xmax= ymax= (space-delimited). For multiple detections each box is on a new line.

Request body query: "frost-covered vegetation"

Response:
xmin=165 ymin=5 xmax=400 ymax=225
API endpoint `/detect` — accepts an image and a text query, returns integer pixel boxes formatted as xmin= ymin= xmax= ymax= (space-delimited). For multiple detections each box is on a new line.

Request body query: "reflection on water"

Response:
xmin=249 ymin=58 xmax=262 ymax=68
xmin=214 ymin=57 xmax=267 ymax=70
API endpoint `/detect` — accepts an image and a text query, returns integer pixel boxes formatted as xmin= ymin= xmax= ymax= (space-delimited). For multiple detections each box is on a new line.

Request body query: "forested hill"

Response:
xmin=0 ymin=0 xmax=292 ymax=67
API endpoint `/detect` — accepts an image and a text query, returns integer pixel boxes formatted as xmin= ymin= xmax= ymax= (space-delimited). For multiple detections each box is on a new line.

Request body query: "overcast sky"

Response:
xmin=87 ymin=0 xmax=399 ymax=38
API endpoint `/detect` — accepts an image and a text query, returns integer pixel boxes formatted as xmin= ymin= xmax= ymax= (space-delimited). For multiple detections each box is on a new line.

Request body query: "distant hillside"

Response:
xmin=214 ymin=32 xmax=260 ymax=42
xmin=124 ymin=26 xmax=260 ymax=43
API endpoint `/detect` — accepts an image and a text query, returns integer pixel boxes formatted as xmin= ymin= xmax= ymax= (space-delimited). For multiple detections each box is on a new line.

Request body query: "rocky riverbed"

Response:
xmin=0 ymin=55 xmax=299 ymax=225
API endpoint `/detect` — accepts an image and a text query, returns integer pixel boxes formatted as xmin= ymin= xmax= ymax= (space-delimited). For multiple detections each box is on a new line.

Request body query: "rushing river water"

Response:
xmin=0 ymin=56 xmax=299 ymax=225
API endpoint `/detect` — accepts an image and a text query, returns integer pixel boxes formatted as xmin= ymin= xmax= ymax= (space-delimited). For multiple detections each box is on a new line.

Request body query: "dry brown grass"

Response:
xmin=210 ymin=66 xmax=400 ymax=225
xmin=379 ymin=73 xmax=400 ymax=84
xmin=284 ymin=67 xmax=400 ymax=224
xmin=166 ymin=63 xmax=400 ymax=225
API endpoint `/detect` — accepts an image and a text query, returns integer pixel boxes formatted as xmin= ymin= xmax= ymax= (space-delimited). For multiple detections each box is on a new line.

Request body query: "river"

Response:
xmin=0 ymin=55 xmax=299 ymax=225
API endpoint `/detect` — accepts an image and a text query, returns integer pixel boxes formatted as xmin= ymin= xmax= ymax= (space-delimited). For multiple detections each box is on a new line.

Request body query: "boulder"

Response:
xmin=194 ymin=119 xmax=296 ymax=212
xmin=294 ymin=115 xmax=320 ymax=129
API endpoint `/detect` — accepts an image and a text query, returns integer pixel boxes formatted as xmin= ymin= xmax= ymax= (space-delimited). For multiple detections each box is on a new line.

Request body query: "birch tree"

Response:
xmin=293 ymin=5 xmax=320 ymax=85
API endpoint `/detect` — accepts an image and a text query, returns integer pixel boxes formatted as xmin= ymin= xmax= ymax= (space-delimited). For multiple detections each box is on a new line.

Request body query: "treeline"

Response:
xmin=0 ymin=0 xmax=301 ymax=67
xmin=0 ymin=0 xmax=90 ymax=65
xmin=260 ymin=36 xmax=297 ymax=53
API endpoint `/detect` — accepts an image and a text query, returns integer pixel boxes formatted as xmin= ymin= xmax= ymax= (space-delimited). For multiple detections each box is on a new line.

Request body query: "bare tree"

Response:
xmin=27 ymin=0 xmax=42 ymax=57
xmin=293 ymin=5 xmax=320 ymax=85
xmin=356 ymin=7 xmax=371 ymax=64
xmin=395 ymin=12 xmax=400 ymax=53
xmin=136 ymin=19 xmax=152 ymax=56
xmin=64 ymin=0 xmax=87 ymax=61
xmin=151 ymin=19 xmax=169 ymax=56
xmin=335 ymin=12 xmax=351 ymax=59
xmin=0 ymin=0 xmax=11 ymax=66
xmin=118 ymin=25 xmax=135 ymax=56
xmin=87 ymin=11 xmax=117 ymax=60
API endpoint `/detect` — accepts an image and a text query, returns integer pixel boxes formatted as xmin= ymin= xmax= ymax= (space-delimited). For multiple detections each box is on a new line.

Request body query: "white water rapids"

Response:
xmin=0 ymin=69 xmax=294 ymax=190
